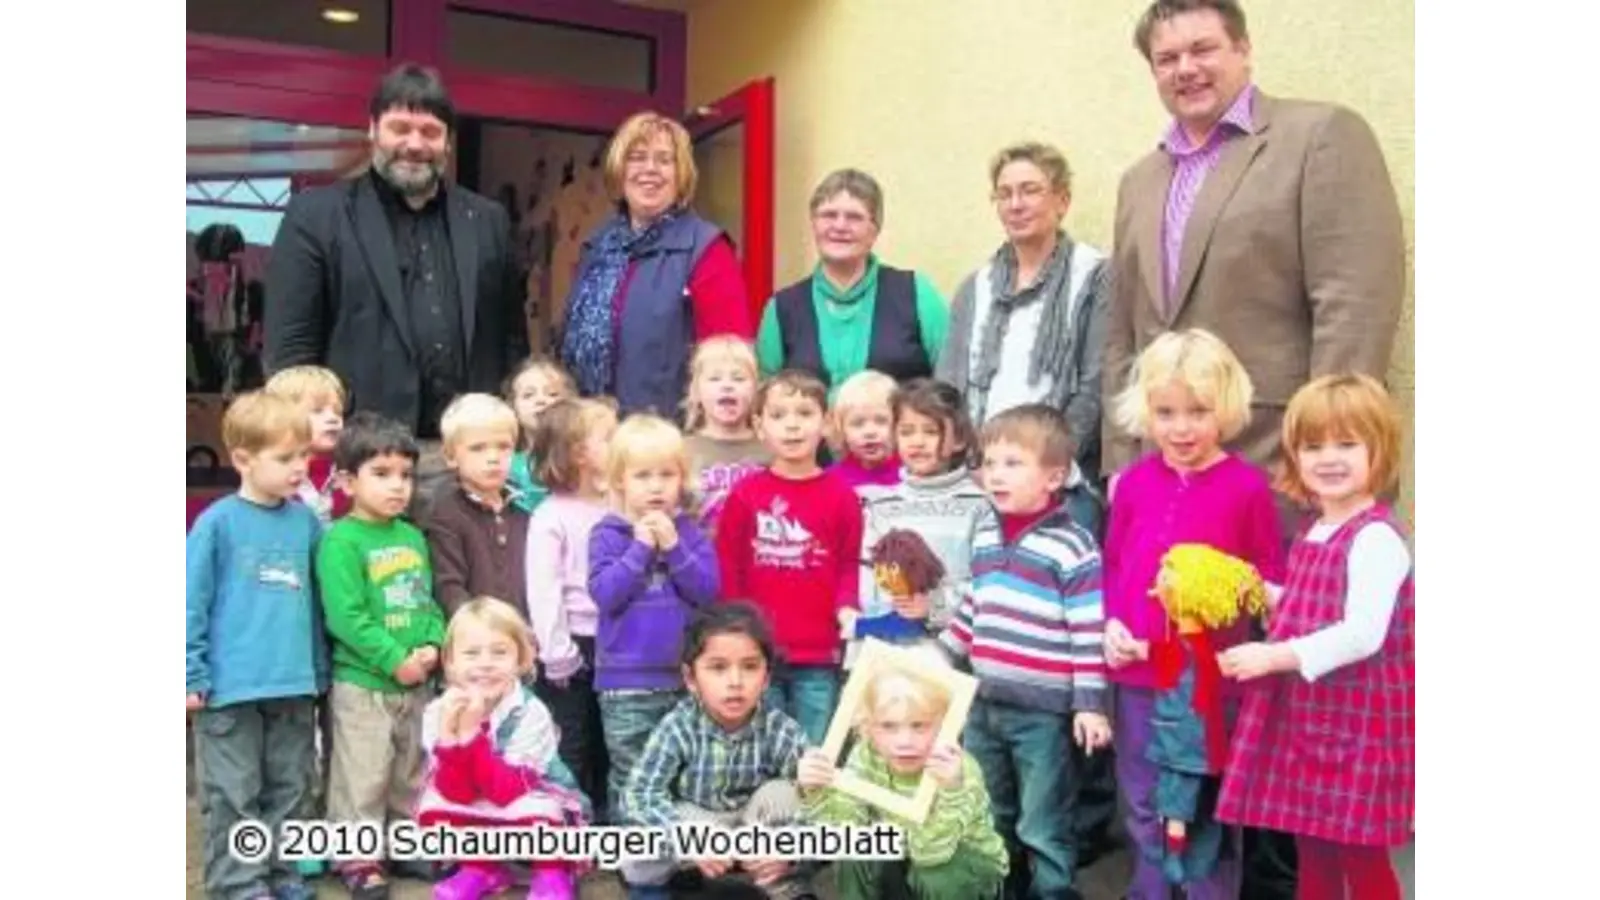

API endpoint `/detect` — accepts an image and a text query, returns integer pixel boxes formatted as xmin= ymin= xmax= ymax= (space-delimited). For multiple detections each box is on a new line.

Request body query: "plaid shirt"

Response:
xmin=620 ymin=695 xmax=807 ymax=830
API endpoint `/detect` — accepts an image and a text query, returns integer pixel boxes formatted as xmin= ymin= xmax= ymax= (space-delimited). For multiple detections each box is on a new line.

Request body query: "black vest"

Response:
xmin=773 ymin=265 xmax=929 ymax=387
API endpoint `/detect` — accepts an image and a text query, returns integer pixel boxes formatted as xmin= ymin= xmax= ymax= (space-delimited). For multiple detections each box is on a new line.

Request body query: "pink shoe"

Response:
xmin=433 ymin=862 xmax=514 ymax=900
xmin=527 ymin=865 xmax=574 ymax=900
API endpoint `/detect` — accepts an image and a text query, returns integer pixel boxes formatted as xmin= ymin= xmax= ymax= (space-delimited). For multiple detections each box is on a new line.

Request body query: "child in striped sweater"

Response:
xmin=937 ymin=403 xmax=1110 ymax=900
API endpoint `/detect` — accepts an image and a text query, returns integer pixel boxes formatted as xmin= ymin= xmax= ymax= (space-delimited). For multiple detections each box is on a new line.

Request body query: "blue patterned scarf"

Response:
xmin=561 ymin=210 xmax=678 ymax=396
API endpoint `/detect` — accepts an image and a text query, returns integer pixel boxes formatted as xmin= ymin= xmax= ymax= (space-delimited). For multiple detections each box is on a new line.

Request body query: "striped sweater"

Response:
xmin=938 ymin=505 xmax=1107 ymax=714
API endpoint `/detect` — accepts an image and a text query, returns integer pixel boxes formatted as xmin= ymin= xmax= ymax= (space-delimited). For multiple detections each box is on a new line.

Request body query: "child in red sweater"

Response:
xmin=265 ymin=365 xmax=351 ymax=525
xmin=715 ymin=369 xmax=863 ymax=744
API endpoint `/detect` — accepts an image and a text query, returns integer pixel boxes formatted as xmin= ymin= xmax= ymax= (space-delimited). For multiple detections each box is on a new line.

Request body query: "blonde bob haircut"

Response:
xmin=1276 ymin=373 xmax=1403 ymax=507
xmin=1113 ymin=328 xmax=1253 ymax=441
xmin=829 ymin=369 xmax=897 ymax=454
xmin=442 ymin=596 xmax=537 ymax=676
xmin=606 ymin=413 xmax=689 ymax=503
xmin=439 ymin=392 xmax=520 ymax=453
xmin=604 ymin=112 xmax=697 ymax=208
xmin=222 ymin=391 xmax=311 ymax=456
xmin=264 ymin=365 xmax=346 ymax=410
xmin=853 ymin=654 xmax=954 ymax=735
xmin=682 ymin=335 xmax=760 ymax=432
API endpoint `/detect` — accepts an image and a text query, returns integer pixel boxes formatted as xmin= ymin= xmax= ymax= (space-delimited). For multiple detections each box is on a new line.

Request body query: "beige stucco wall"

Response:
xmin=682 ymin=0 xmax=1414 ymax=515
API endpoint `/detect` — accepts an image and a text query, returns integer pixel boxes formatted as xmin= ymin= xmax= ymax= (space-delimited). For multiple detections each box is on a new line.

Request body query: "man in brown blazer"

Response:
xmin=1101 ymin=2 xmax=1405 ymax=899
xmin=1102 ymin=0 xmax=1405 ymax=487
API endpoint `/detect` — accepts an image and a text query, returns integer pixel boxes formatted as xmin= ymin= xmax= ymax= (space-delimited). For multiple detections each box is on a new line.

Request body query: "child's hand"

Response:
xmin=743 ymin=858 xmax=790 ymax=885
xmin=455 ymin=688 xmax=490 ymax=737
xmin=437 ymin=687 xmax=471 ymax=743
xmin=1073 ymin=712 xmax=1112 ymax=754
xmin=694 ymin=858 xmax=732 ymax=880
xmin=925 ymin=744 xmax=964 ymax=789
xmin=1219 ymin=642 xmax=1294 ymax=681
xmin=647 ymin=512 xmax=680 ymax=551
xmin=837 ymin=608 xmax=859 ymax=640
xmin=1104 ymin=618 xmax=1148 ymax=668
xmin=415 ymin=646 xmax=439 ymax=672
xmin=186 ymin=693 xmax=205 ymax=712
xmin=395 ymin=656 xmax=428 ymax=687
xmin=891 ymin=591 xmax=931 ymax=621
xmin=796 ymin=748 xmax=838 ymax=790
xmin=633 ymin=517 xmax=657 ymax=548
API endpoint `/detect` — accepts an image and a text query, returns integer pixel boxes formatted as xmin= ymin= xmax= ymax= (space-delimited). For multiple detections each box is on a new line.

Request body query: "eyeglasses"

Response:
xmin=991 ymin=183 xmax=1051 ymax=204
xmin=812 ymin=209 xmax=873 ymax=229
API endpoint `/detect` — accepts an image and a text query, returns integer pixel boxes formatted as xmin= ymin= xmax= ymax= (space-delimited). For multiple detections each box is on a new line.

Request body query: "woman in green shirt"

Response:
xmin=756 ymin=169 xmax=949 ymax=403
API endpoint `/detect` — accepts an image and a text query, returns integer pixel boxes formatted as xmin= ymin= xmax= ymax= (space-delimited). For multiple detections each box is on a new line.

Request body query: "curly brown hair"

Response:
xmin=870 ymin=530 xmax=946 ymax=595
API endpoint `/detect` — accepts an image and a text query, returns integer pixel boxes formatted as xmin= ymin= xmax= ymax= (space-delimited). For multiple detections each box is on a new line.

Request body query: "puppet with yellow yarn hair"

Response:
xmin=1143 ymin=543 xmax=1267 ymax=886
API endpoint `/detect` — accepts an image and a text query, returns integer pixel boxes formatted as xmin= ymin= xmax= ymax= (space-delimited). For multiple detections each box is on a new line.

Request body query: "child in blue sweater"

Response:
xmin=186 ymin=391 xmax=328 ymax=900
xmin=937 ymin=403 xmax=1110 ymax=900
xmin=588 ymin=413 xmax=720 ymax=823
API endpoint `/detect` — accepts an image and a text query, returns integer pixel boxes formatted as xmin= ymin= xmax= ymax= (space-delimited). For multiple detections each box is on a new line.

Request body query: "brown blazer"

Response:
xmin=1101 ymin=91 xmax=1405 ymax=478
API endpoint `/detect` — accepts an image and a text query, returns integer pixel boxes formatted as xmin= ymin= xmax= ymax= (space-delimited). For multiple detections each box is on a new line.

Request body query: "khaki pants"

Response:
xmin=326 ymin=681 xmax=429 ymax=862
xmin=621 ymin=780 xmax=810 ymax=898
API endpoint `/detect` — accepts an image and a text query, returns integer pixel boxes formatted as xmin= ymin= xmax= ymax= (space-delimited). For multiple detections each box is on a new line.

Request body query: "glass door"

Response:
xmin=686 ymin=77 xmax=776 ymax=323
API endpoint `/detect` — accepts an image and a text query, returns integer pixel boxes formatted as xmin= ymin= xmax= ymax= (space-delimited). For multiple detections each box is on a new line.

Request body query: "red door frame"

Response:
xmin=687 ymin=78 xmax=776 ymax=318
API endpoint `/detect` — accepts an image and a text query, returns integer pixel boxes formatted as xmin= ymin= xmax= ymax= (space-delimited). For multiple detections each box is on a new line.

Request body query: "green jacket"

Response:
xmin=316 ymin=516 xmax=447 ymax=692
xmin=802 ymin=742 xmax=1008 ymax=872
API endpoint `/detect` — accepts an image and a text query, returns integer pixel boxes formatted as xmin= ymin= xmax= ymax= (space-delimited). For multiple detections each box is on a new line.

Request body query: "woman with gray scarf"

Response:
xmin=937 ymin=141 xmax=1111 ymax=484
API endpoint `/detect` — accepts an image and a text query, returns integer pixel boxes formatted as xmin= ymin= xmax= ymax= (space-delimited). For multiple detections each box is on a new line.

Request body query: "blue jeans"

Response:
xmin=599 ymin=689 xmax=685 ymax=823
xmin=963 ymin=697 xmax=1081 ymax=900
xmin=763 ymin=664 xmax=839 ymax=745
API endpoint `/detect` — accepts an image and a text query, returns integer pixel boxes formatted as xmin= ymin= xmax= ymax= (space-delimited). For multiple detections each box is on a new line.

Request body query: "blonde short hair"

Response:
xmin=830 ymin=369 xmax=897 ymax=452
xmin=855 ymin=656 xmax=953 ymax=734
xmin=1112 ymin=329 xmax=1253 ymax=441
xmin=607 ymin=413 xmax=689 ymax=502
xmin=604 ymin=112 xmax=697 ymax=207
xmin=439 ymin=393 xmax=519 ymax=453
xmin=683 ymin=336 xmax=759 ymax=432
xmin=264 ymin=365 xmax=346 ymax=410
xmin=990 ymin=141 xmax=1073 ymax=196
xmin=443 ymin=596 xmax=536 ymax=675
xmin=222 ymin=391 xmax=311 ymax=455
xmin=1277 ymin=373 xmax=1403 ymax=506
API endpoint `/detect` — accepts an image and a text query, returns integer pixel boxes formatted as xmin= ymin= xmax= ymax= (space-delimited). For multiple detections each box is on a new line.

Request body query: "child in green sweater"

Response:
xmin=798 ymin=649 xmax=1007 ymax=900
xmin=316 ymin=412 xmax=448 ymax=899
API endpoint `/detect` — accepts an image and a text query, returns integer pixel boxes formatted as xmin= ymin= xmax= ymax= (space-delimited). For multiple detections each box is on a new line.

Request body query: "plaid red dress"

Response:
xmin=1216 ymin=505 xmax=1415 ymax=846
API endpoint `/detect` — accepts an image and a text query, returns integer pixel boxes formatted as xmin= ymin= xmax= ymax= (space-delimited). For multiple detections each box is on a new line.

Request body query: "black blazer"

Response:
xmin=263 ymin=173 xmax=528 ymax=434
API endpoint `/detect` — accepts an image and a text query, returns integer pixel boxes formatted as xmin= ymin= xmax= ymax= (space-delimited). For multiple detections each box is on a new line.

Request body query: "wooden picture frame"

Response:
xmin=817 ymin=639 xmax=979 ymax=825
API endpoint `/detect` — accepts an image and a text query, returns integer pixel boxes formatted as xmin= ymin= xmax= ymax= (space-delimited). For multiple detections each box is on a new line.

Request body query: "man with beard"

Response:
xmin=265 ymin=64 xmax=527 ymax=527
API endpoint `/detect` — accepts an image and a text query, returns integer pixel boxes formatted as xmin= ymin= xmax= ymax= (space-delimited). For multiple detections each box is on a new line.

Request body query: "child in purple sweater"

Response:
xmin=1102 ymin=329 xmax=1287 ymax=900
xmin=588 ymin=414 xmax=720 ymax=824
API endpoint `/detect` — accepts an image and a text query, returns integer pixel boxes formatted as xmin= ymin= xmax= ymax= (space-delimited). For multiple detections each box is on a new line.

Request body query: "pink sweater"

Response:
xmin=524 ymin=493 xmax=609 ymax=681
xmin=1103 ymin=452 xmax=1287 ymax=690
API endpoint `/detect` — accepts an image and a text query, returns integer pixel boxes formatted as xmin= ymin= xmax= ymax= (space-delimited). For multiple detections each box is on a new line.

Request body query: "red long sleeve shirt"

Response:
xmin=715 ymin=469 xmax=863 ymax=665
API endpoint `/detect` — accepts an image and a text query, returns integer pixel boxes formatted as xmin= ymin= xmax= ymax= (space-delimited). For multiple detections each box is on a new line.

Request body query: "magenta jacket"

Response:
xmin=1103 ymin=452 xmax=1287 ymax=690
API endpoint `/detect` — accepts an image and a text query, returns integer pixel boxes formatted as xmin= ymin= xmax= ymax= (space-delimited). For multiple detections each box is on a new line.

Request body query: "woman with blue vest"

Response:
xmin=755 ymin=169 xmax=948 ymax=403
xmin=559 ymin=112 xmax=753 ymax=418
